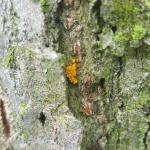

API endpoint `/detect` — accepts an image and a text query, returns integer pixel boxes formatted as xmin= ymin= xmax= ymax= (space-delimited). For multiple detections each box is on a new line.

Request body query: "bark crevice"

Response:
xmin=143 ymin=122 xmax=150 ymax=150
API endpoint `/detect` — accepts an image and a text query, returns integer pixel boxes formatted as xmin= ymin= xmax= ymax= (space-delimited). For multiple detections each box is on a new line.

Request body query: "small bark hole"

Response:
xmin=39 ymin=112 xmax=46 ymax=127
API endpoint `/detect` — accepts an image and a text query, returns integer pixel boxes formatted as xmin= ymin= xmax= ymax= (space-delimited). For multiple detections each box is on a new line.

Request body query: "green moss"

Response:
xmin=126 ymin=89 xmax=150 ymax=110
xmin=43 ymin=97 xmax=51 ymax=104
xmin=106 ymin=122 xmax=121 ymax=150
xmin=58 ymin=54 xmax=66 ymax=68
xmin=33 ymin=0 xmax=50 ymax=13
xmin=145 ymin=0 xmax=150 ymax=9
xmin=39 ymin=0 xmax=49 ymax=14
xmin=101 ymin=59 xmax=112 ymax=79
xmin=144 ymin=63 xmax=150 ymax=72
xmin=21 ymin=131 xmax=29 ymax=141
xmin=113 ymin=0 xmax=136 ymax=26
xmin=146 ymin=12 xmax=150 ymax=17
xmin=113 ymin=31 xmax=128 ymax=44
xmin=46 ymin=65 xmax=57 ymax=83
xmin=80 ymin=118 xmax=101 ymax=150
xmin=3 ymin=47 xmax=17 ymax=68
xmin=10 ymin=10 xmax=19 ymax=41
xmin=136 ymin=90 xmax=150 ymax=109
xmin=67 ymin=86 xmax=82 ymax=119
xmin=131 ymin=25 xmax=146 ymax=42
xmin=43 ymin=96 xmax=56 ymax=104
xmin=39 ymin=58 xmax=67 ymax=107
xmin=108 ymin=0 xmax=148 ymax=51
xmin=19 ymin=102 xmax=27 ymax=117
xmin=2 ymin=46 xmax=34 ymax=68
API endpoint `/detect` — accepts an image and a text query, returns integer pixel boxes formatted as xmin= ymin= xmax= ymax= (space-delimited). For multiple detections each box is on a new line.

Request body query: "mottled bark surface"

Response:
xmin=0 ymin=0 xmax=150 ymax=150
xmin=0 ymin=0 xmax=82 ymax=149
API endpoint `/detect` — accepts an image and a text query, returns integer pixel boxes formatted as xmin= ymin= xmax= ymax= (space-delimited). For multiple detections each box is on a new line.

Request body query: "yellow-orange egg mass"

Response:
xmin=66 ymin=59 xmax=78 ymax=84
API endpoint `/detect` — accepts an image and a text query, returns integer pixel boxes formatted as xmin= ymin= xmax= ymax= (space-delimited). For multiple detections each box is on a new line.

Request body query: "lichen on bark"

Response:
xmin=1 ymin=0 xmax=150 ymax=149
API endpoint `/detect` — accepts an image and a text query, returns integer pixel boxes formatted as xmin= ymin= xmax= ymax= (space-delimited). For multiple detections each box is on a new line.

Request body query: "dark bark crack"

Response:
xmin=0 ymin=99 xmax=10 ymax=140
xmin=143 ymin=122 xmax=150 ymax=150
xmin=92 ymin=0 xmax=104 ymax=29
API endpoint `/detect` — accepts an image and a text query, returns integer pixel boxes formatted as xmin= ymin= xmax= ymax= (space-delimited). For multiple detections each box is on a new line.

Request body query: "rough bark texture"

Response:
xmin=0 ymin=0 xmax=150 ymax=150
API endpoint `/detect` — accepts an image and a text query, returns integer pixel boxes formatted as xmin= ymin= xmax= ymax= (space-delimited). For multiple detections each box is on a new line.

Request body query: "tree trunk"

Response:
xmin=0 ymin=0 xmax=150 ymax=150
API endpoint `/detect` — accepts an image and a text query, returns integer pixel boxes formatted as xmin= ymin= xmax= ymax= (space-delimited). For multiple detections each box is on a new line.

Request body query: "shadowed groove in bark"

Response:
xmin=43 ymin=0 xmax=64 ymax=49
xmin=143 ymin=122 xmax=150 ymax=150
xmin=92 ymin=0 xmax=104 ymax=29
xmin=0 ymin=99 xmax=10 ymax=140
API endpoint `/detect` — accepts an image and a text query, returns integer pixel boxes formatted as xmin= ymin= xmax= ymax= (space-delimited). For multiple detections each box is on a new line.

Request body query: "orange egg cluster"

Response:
xmin=66 ymin=59 xmax=78 ymax=84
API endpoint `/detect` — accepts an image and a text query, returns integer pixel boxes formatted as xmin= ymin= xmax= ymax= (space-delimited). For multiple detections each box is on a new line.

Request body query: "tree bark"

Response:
xmin=0 ymin=0 xmax=150 ymax=150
